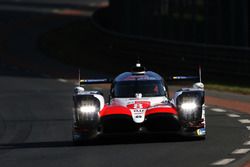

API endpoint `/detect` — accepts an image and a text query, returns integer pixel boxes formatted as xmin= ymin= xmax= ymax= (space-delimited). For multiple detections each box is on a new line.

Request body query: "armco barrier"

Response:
xmin=92 ymin=8 xmax=250 ymax=85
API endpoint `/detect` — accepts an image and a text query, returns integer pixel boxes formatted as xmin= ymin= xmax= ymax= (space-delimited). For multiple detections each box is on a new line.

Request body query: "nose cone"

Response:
xmin=127 ymin=101 xmax=151 ymax=123
xmin=131 ymin=108 xmax=146 ymax=123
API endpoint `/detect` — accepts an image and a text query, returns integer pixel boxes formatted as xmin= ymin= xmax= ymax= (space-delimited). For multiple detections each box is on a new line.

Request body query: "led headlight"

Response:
xmin=79 ymin=105 xmax=96 ymax=114
xmin=180 ymin=102 xmax=198 ymax=111
xmin=176 ymin=91 xmax=204 ymax=122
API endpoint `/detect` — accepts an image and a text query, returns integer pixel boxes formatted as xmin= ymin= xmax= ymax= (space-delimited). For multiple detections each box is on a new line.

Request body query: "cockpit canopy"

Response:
xmin=113 ymin=80 xmax=166 ymax=98
xmin=111 ymin=71 xmax=167 ymax=98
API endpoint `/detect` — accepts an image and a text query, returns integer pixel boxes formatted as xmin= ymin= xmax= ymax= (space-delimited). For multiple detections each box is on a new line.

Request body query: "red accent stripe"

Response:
xmin=100 ymin=106 xmax=132 ymax=117
xmin=146 ymin=107 xmax=177 ymax=116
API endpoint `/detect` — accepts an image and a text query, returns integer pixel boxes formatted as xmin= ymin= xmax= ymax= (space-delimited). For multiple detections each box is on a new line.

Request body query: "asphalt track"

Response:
xmin=0 ymin=75 xmax=250 ymax=167
xmin=0 ymin=1 xmax=250 ymax=167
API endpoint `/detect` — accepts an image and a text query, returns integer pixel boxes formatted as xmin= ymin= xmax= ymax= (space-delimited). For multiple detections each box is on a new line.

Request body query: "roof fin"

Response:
xmin=131 ymin=60 xmax=146 ymax=75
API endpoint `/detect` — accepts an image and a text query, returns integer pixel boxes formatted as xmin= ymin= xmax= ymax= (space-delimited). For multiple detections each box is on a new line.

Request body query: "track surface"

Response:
xmin=0 ymin=76 xmax=249 ymax=167
xmin=0 ymin=1 xmax=250 ymax=167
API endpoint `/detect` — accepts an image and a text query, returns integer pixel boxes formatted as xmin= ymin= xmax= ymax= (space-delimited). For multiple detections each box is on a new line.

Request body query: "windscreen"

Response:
xmin=113 ymin=80 xmax=166 ymax=98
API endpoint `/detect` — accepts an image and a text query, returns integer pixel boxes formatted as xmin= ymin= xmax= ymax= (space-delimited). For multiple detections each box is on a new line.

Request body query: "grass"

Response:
xmin=206 ymin=83 xmax=250 ymax=95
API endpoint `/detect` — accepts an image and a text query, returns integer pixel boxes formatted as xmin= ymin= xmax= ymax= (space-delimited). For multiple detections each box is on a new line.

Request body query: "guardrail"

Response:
xmin=92 ymin=8 xmax=250 ymax=85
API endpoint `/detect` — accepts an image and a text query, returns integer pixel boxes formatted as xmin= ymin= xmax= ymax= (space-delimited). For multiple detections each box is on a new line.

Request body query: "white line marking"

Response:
xmin=238 ymin=119 xmax=250 ymax=124
xmin=57 ymin=79 xmax=67 ymax=83
xmin=211 ymin=158 xmax=235 ymax=165
xmin=232 ymin=148 xmax=250 ymax=154
xmin=243 ymin=141 xmax=250 ymax=145
xmin=227 ymin=114 xmax=240 ymax=118
xmin=211 ymin=108 xmax=227 ymax=113
xmin=246 ymin=126 xmax=250 ymax=130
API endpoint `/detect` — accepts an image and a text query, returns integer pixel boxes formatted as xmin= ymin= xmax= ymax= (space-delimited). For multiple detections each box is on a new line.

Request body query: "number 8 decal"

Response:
xmin=134 ymin=103 xmax=143 ymax=109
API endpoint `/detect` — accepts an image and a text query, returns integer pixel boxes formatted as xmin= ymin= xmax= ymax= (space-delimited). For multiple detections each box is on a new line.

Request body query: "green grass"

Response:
xmin=206 ymin=83 xmax=250 ymax=95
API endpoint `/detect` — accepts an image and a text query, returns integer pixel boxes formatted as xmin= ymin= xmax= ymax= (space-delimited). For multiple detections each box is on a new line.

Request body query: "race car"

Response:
xmin=72 ymin=63 xmax=206 ymax=143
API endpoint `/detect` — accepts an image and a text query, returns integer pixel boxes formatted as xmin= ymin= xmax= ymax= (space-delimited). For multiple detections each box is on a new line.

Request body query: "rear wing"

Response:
xmin=168 ymin=66 xmax=202 ymax=82
xmin=80 ymin=79 xmax=112 ymax=86
xmin=168 ymin=76 xmax=199 ymax=81
xmin=77 ymin=69 xmax=112 ymax=86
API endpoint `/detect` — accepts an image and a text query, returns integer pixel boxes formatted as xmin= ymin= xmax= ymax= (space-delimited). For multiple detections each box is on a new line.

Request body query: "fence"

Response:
xmin=92 ymin=8 xmax=250 ymax=85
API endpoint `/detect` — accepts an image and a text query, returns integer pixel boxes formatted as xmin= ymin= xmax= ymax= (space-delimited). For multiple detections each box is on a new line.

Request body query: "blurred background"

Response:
xmin=91 ymin=0 xmax=250 ymax=85
xmin=0 ymin=0 xmax=249 ymax=86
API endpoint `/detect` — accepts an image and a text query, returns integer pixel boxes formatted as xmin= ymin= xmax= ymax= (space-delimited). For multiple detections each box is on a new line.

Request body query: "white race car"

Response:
xmin=72 ymin=63 xmax=206 ymax=143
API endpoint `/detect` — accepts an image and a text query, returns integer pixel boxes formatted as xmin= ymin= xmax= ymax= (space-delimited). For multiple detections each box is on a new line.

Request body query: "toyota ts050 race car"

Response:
xmin=72 ymin=63 xmax=206 ymax=143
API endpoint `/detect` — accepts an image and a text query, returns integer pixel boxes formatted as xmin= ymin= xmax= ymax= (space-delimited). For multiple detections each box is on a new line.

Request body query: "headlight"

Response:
xmin=176 ymin=91 xmax=204 ymax=122
xmin=180 ymin=101 xmax=198 ymax=111
xmin=79 ymin=106 xmax=96 ymax=114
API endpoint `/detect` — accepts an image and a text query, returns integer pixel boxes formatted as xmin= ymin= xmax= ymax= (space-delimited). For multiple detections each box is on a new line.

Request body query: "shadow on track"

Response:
xmin=0 ymin=134 xmax=204 ymax=150
xmin=96 ymin=134 xmax=204 ymax=146
xmin=0 ymin=141 xmax=74 ymax=149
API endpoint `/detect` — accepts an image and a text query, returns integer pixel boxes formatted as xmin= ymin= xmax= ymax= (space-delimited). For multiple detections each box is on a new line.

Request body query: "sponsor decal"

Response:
xmin=127 ymin=101 xmax=151 ymax=109
xmin=131 ymin=108 xmax=146 ymax=123
xmin=127 ymin=101 xmax=149 ymax=123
